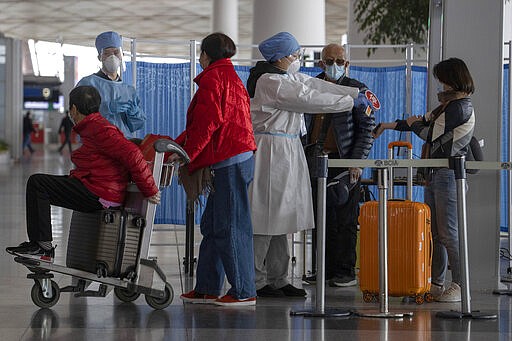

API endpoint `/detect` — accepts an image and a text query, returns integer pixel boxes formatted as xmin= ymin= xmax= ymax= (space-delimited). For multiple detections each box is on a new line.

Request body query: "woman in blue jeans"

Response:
xmin=373 ymin=57 xmax=475 ymax=302
xmin=173 ymin=33 xmax=257 ymax=306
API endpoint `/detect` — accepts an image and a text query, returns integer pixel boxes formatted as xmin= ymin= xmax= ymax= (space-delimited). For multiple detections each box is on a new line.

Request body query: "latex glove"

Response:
xmin=349 ymin=167 xmax=362 ymax=184
xmin=148 ymin=190 xmax=161 ymax=205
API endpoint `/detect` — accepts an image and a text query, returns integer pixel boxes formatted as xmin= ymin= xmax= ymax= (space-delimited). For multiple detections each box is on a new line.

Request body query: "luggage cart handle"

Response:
xmin=153 ymin=139 xmax=190 ymax=164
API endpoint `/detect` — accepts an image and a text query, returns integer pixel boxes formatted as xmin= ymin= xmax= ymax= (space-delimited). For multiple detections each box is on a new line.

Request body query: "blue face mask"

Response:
xmin=325 ymin=64 xmax=345 ymax=81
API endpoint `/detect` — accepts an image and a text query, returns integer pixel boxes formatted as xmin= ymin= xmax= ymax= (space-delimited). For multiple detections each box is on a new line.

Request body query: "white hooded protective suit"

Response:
xmin=249 ymin=71 xmax=358 ymax=235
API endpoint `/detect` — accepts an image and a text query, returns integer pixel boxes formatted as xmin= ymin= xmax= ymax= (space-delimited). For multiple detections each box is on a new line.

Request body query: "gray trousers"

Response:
xmin=253 ymin=234 xmax=290 ymax=290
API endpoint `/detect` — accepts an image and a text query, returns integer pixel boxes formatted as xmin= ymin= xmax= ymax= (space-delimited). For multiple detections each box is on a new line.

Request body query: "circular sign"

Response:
xmin=42 ymin=88 xmax=51 ymax=99
xmin=365 ymin=90 xmax=380 ymax=110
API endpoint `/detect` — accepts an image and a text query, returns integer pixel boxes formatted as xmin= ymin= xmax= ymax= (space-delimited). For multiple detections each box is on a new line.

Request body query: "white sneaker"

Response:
xmin=429 ymin=283 xmax=444 ymax=300
xmin=436 ymin=282 xmax=461 ymax=302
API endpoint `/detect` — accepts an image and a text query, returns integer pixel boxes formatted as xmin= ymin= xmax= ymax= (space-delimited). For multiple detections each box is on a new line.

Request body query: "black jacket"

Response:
xmin=305 ymin=73 xmax=376 ymax=160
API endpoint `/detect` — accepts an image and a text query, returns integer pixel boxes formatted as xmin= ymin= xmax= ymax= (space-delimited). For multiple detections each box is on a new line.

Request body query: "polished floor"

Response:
xmin=1 ymin=145 xmax=511 ymax=341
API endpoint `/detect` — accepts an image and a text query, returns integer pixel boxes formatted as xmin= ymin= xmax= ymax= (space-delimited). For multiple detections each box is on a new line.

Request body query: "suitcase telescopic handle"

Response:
xmin=388 ymin=141 xmax=412 ymax=150
xmin=387 ymin=140 xmax=413 ymax=200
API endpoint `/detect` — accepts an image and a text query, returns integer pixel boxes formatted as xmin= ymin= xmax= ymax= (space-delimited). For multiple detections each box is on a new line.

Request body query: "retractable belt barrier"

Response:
xmin=292 ymin=156 xmax=501 ymax=319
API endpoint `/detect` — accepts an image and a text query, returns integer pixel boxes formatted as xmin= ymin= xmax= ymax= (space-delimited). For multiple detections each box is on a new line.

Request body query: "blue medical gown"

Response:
xmin=77 ymin=74 xmax=146 ymax=137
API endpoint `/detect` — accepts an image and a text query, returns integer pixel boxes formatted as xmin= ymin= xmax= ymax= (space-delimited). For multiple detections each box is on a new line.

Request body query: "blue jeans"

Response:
xmin=22 ymin=133 xmax=34 ymax=153
xmin=195 ymin=157 xmax=256 ymax=299
xmin=424 ymin=168 xmax=461 ymax=285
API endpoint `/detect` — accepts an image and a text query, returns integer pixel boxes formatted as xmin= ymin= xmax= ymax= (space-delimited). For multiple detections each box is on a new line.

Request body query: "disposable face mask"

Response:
xmin=68 ymin=111 xmax=76 ymax=126
xmin=325 ymin=64 xmax=345 ymax=81
xmin=287 ymin=59 xmax=301 ymax=74
xmin=435 ymin=79 xmax=444 ymax=93
xmin=103 ymin=55 xmax=121 ymax=73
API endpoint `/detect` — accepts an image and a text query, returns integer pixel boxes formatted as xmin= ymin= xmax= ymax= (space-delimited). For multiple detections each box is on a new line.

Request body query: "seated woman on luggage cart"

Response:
xmin=6 ymin=85 xmax=161 ymax=263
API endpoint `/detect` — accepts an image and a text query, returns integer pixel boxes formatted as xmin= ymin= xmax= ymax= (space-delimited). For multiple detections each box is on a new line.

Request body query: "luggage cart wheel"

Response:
xmin=114 ymin=286 xmax=141 ymax=303
xmin=145 ymin=282 xmax=174 ymax=310
xmin=31 ymin=280 xmax=60 ymax=308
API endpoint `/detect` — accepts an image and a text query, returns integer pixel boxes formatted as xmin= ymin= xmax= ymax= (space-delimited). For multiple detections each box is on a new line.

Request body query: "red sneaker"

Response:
xmin=180 ymin=290 xmax=219 ymax=304
xmin=214 ymin=294 xmax=256 ymax=306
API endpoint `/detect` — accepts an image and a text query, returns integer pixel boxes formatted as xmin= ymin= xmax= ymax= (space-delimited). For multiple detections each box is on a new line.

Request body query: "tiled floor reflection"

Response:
xmin=0 ymin=145 xmax=511 ymax=340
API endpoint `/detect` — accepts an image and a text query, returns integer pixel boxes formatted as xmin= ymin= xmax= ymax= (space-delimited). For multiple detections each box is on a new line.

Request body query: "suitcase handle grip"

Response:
xmin=388 ymin=141 xmax=412 ymax=150
xmin=428 ymin=230 xmax=433 ymax=267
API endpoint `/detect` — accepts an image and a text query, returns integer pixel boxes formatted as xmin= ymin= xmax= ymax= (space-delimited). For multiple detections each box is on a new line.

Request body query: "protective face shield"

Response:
xmin=103 ymin=54 xmax=121 ymax=74
xmin=287 ymin=59 xmax=301 ymax=74
xmin=325 ymin=64 xmax=345 ymax=81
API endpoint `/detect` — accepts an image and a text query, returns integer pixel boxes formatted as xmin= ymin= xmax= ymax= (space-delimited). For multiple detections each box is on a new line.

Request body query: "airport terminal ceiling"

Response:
xmin=0 ymin=0 xmax=348 ymax=57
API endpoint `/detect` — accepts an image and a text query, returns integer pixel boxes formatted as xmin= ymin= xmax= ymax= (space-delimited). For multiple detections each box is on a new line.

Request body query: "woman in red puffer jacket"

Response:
xmin=177 ymin=32 xmax=257 ymax=306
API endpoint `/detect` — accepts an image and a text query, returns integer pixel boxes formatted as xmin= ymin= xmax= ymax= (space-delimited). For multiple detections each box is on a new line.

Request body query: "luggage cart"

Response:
xmin=11 ymin=139 xmax=190 ymax=310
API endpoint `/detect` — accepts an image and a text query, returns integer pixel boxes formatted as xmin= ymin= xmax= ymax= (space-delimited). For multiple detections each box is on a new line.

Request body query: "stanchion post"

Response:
xmin=436 ymin=156 xmax=496 ymax=319
xmin=184 ymin=200 xmax=195 ymax=276
xmin=356 ymin=168 xmax=412 ymax=318
xmin=290 ymin=154 xmax=351 ymax=318
xmin=377 ymin=168 xmax=390 ymax=314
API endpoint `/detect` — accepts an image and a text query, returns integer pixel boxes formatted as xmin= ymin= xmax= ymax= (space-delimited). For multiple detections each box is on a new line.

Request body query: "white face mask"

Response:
xmin=68 ymin=110 xmax=76 ymax=126
xmin=287 ymin=59 xmax=301 ymax=74
xmin=103 ymin=55 xmax=121 ymax=74
xmin=325 ymin=64 xmax=345 ymax=81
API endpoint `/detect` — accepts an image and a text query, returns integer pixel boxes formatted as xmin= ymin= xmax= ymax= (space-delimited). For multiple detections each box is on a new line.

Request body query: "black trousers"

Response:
xmin=58 ymin=133 xmax=72 ymax=153
xmin=311 ymin=178 xmax=360 ymax=278
xmin=325 ymin=182 xmax=360 ymax=278
xmin=26 ymin=174 xmax=103 ymax=241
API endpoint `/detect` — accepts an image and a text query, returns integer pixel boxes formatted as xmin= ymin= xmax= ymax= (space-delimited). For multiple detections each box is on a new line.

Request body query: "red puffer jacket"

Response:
xmin=70 ymin=112 xmax=158 ymax=203
xmin=175 ymin=58 xmax=256 ymax=173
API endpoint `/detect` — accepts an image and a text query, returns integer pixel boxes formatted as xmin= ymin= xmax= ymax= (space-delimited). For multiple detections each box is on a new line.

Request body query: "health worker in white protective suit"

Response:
xmin=77 ymin=31 xmax=146 ymax=137
xmin=246 ymin=31 xmax=359 ymax=298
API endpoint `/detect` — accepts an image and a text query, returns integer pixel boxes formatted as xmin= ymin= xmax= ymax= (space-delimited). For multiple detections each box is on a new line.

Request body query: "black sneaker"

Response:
xmin=257 ymin=285 xmax=285 ymax=297
xmin=302 ymin=274 xmax=333 ymax=285
xmin=328 ymin=275 xmax=357 ymax=287
xmin=6 ymin=241 xmax=33 ymax=254
xmin=278 ymin=284 xmax=307 ymax=297
xmin=6 ymin=241 xmax=55 ymax=263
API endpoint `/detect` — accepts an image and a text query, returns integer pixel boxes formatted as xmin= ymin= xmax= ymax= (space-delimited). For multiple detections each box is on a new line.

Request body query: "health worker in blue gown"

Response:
xmin=77 ymin=31 xmax=146 ymax=137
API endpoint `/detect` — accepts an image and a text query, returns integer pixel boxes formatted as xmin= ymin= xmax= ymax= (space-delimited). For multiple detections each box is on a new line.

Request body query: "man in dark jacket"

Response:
xmin=22 ymin=111 xmax=36 ymax=154
xmin=305 ymin=43 xmax=377 ymax=287
xmin=57 ymin=111 xmax=74 ymax=154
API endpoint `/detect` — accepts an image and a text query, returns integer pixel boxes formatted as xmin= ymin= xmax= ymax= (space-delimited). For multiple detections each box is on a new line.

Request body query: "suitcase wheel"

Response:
xmin=362 ymin=291 xmax=375 ymax=303
xmin=132 ymin=217 xmax=146 ymax=228
xmin=103 ymin=212 xmax=115 ymax=224
xmin=424 ymin=292 xmax=434 ymax=303
xmin=96 ymin=264 xmax=108 ymax=278
xmin=414 ymin=295 xmax=425 ymax=305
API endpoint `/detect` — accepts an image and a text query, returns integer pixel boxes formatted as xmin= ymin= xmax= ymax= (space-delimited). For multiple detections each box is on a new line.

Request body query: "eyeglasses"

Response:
xmin=323 ymin=58 xmax=345 ymax=66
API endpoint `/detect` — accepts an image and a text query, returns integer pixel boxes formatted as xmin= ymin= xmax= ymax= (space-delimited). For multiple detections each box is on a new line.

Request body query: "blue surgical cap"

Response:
xmin=95 ymin=31 xmax=122 ymax=54
xmin=258 ymin=32 xmax=301 ymax=62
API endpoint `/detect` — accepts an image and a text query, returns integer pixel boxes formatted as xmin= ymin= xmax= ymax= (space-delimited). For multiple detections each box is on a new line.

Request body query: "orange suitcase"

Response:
xmin=358 ymin=141 xmax=433 ymax=304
